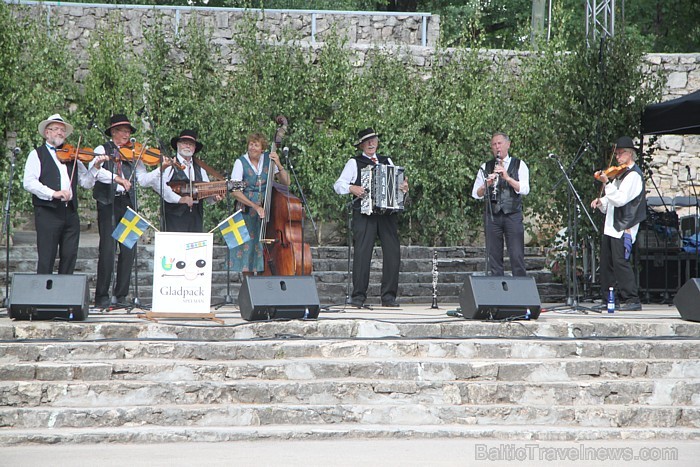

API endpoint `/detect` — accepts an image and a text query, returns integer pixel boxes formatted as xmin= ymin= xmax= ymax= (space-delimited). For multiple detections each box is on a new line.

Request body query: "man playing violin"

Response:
xmin=153 ymin=129 xmax=222 ymax=232
xmin=89 ymin=114 xmax=161 ymax=309
xmin=590 ymin=136 xmax=646 ymax=311
xmin=472 ymin=132 xmax=530 ymax=277
xmin=23 ymin=114 xmax=109 ymax=275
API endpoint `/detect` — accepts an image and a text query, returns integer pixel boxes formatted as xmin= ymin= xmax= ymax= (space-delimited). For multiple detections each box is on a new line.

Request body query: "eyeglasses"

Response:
xmin=46 ymin=126 xmax=66 ymax=133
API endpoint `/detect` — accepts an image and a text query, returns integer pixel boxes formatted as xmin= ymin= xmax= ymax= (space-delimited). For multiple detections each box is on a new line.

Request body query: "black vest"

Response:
xmin=32 ymin=145 xmax=79 ymax=210
xmin=485 ymin=157 xmax=522 ymax=214
xmin=92 ymin=141 xmax=135 ymax=205
xmin=351 ymin=154 xmax=391 ymax=211
xmin=613 ymin=164 xmax=647 ymax=231
xmin=164 ymin=158 xmax=204 ymax=218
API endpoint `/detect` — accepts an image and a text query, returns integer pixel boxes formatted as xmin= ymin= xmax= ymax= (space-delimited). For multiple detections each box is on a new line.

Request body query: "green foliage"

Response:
xmin=0 ymin=3 xmax=79 ymax=217
xmin=0 ymin=5 xmax=662 ymax=247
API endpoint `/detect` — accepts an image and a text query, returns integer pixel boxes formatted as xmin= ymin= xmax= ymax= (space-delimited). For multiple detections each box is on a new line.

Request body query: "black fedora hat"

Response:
xmin=105 ymin=114 xmax=137 ymax=136
xmin=354 ymin=128 xmax=380 ymax=147
xmin=615 ymin=136 xmax=636 ymax=150
xmin=171 ymin=129 xmax=203 ymax=153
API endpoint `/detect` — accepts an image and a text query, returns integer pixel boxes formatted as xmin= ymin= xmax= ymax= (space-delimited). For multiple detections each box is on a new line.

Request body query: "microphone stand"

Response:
xmin=2 ymin=148 xmax=18 ymax=308
xmin=214 ymin=173 xmax=235 ymax=309
xmin=478 ymin=166 xmax=495 ymax=276
xmin=285 ymin=147 xmax=317 ymax=275
xmin=547 ymin=152 xmax=599 ymax=314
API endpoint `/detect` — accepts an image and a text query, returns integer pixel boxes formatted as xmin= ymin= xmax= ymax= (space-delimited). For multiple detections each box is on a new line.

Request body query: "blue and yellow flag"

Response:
xmin=215 ymin=210 xmax=251 ymax=249
xmin=111 ymin=207 xmax=150 ymax=249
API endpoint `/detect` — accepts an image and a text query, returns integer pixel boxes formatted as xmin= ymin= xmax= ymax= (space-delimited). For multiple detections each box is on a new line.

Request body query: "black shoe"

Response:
xmin=95 ymin=298 xmax=110 ymax=309
xmin=618 ymin=300 xmax=642 ymax=311
xmin=381 ymin=300 xmax=400 ymax=308
xmin=116 ymin=296 xmax=128 ymax=305
xmin=348 ymin=298 xmax=364 ymax=308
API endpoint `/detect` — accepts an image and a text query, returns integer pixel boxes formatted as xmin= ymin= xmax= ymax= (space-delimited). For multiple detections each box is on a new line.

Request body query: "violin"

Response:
xmin=55 ymin=144 xmax=100 ymax=163
xmin=118 ymin=141 xmax=185 ymax=170
xmin=594 ymin=163 xmax=631 ymax=182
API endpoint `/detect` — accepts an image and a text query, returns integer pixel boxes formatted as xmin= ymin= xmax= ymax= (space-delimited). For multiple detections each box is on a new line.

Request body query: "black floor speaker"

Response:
xmin=238 ymin=276 xmax=320 ymax=321
xmin=458 ymin=275 xmax=541 ymax=320
xmin=8 ymin=274 xmax=90 ymax=321
xmin=674 ymin=279 xmax=700 ymax=322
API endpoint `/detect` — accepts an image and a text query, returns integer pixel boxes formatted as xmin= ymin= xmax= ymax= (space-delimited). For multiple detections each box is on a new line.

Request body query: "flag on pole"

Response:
xmin=111 ymin=207 xmax=152 ymax=249
xmin=213 ymin=210 xmax=251 ymax=249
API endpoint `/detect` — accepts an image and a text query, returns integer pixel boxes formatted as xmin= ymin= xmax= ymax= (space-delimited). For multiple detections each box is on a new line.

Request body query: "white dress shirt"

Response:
xmin=89 ymin=143 xmax=161 ymax=192
xmin=596 ymin=163 xmax=644 ymax=241
xmin=471 ymin=154 xmax=530 ymax=199
xmin=152 ymin=154 xmax=211 ymax=204
xmin=333 ymin=154 xmax=395 ymax=195
xmin=23 ymin=143 xmax=98 ymax=200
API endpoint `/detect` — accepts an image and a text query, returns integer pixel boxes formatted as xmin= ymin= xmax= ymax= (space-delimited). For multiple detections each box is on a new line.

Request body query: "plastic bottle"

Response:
xmin=607 ymin=287 xmax=615 ymax=314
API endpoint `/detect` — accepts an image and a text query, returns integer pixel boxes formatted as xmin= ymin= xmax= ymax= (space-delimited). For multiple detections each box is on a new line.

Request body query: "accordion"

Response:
xmin=360 ymin=164 xmax=406 ymax=215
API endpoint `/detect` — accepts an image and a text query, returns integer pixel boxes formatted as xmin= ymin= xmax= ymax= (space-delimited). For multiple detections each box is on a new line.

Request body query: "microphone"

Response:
xmin=687 ymin=165 xmax=692 ymax=173
xmin=547 ymin=153 xmax=558 ymax=159
xmin=13 ymin=147 xmax=21 ymax=156
xmin=130 ymin=137 xmax=136 ymax=144
xmin=282 ymin=147 xmax=289 ymax=157
xmin=136 ymin=106 xmax=146 ymax=117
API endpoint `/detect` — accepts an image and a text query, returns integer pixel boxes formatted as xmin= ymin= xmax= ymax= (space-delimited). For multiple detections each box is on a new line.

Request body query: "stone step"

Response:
xmin=2 ymin=358 xmax=698 ymax=383
xmin=2 ymin=379 xmax=699 ymax=407
xmin=6 ymin=320 xmax=700 ymax=342
xmin=2 ymin=404 xmax=698 ymax=430
xmin=0 ymin=424 xmax=698 ymax=445
xmin=3 ymin=339 xmax=699 ymax=363
xmin=4 ymin=339 xmax=699 ymax=362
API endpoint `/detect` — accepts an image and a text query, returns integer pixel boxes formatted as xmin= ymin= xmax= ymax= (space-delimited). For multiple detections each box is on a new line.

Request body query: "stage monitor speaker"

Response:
xmin=238 ymin=276 xmax=320 ymax=321
xmin=674 ymin=278 xmax=700 ymax=322
xmin=8 ymin=274 xmax=90 ymax=321
xmin=458 ymin=275 xmax=541 ymax=320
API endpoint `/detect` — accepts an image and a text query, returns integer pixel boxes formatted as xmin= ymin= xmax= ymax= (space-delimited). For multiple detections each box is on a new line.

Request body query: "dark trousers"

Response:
xmin=600 ymin=233 xmax=638 ymax=302
xmin=95 ymin=196 xmax=135 ymax=303
xmin=163 ymin=206 xmax=203 ymax=233
xmin=485 ymin=210 xmax=526 ymax=276
xmin=351 ymin=211 xmax=400 ymax=303
xmin=34 ymin=204 xmax=80 ymax=274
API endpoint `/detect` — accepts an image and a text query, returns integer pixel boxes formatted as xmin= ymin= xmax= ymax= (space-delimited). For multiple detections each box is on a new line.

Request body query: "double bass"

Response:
xmin=260 ymin=116 xmax=313 ymax=276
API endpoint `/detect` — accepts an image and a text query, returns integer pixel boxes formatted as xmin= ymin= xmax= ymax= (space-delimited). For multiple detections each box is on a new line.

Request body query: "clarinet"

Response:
xmin=490 ymin=152 xmax=502 ymax=202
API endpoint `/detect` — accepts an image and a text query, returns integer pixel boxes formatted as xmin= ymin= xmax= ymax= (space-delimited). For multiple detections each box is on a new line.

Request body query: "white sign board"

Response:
xmin=151 ymin=232 xmax=213 ymax=314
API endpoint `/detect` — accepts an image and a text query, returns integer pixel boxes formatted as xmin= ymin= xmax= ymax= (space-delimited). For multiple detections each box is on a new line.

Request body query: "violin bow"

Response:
xmin=67 ymin=134 xmax=83 ymax=196
xmin=597 ymin=143 xmax=617 ymax=199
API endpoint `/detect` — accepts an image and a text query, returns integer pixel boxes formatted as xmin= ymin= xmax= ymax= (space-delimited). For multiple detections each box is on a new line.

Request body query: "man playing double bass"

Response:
xmin=228 ymin=132 xmax=290 ymax=276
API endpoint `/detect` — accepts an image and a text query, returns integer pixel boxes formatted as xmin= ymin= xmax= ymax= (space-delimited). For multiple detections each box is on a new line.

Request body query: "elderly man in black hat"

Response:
xmin=89 ymin=113 xmax=161 ymax=308
xmin=334 ymin=128 xmax=409 ymax=308
xmin=153 ymin=129 xmax=222 ymax=232
xmin=590 ymin=136 xmax=646 ymax=311
xmin=23 ymin=113 xmax=108 ymax=274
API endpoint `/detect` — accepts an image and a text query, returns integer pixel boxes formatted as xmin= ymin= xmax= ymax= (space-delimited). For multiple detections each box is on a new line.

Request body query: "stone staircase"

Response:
xmin=0 ymin=234 xmax=564 ymax=306
xmin=0 ymin=318 xmax=699 ymax=444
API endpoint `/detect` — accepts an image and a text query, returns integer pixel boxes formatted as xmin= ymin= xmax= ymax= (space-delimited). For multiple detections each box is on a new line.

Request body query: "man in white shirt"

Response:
xmin=472 ymin=132 xmax=530 ymax=276
xmin=334 ymin=128 xmax=409 ymax=308
xmin=153 ymin=129 xmax=221 ymax=232
xmin=23 ymin=114 xmax=107 ymax=274
xmin=88 ymin=114 xmax=161 ymax=308
xmin=590 ymin=136 xmax=646 ymax=311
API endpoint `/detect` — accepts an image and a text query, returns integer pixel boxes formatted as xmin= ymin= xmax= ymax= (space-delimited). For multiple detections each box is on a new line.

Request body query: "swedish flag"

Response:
xmin=111 ymin=207 xmax=150 ymax=249
xmin=217 ymin=211 xmax=251 ymax=249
